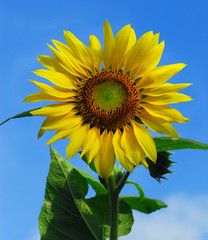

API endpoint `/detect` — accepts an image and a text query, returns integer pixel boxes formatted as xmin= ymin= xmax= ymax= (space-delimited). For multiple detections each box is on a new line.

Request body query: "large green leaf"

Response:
xmin=0 ymin=108 xmax=40 ymax=126
xmin=39 ymin=146 xmax=134 ymax=240
xmin=154 ymin=137 xmax=208 ymax=151
xmin=39 ymin=149 xmax=96 ymax=240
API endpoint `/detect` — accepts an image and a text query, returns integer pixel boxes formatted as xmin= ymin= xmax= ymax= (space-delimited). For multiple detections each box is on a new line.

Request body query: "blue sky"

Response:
xmin=1 ymin=0 xmax=208 ymax=239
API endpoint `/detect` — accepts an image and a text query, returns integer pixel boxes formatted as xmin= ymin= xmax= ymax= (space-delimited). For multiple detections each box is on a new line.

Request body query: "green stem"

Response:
xmin=108 ymin=171 xmax=131 ymax=240
xmin=115 ymin=171 xmax=131 ymax=195
xmin=108 ymin=175 xmax=119 ymax=240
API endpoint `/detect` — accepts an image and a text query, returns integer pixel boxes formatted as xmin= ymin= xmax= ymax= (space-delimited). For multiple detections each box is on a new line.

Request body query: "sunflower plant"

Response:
xmin=1 ymin=20 xmax=208 ymax=240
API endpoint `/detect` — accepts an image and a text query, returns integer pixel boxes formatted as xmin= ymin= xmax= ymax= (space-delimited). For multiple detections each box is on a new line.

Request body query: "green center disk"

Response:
xmin=93 ymin=79 xmax=127 ymax=111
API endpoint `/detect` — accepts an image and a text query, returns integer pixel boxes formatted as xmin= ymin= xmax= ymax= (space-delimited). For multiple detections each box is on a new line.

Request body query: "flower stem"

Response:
xmin=115 ymin=171 xmax=131 ymax=195
xmin=108 ymin=171 xmax=131 ymax=240
xmin=108 ymin=175 xmax=119 ymax=240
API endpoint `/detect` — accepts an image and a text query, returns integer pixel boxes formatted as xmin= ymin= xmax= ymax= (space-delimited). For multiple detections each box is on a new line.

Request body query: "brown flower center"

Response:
xmin=77 ymin=71 xmax=141 ymax=130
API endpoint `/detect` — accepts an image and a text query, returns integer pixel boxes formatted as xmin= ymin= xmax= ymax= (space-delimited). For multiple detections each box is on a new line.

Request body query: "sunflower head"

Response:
xmin=24 ymin=20 xmax=192 ymax=179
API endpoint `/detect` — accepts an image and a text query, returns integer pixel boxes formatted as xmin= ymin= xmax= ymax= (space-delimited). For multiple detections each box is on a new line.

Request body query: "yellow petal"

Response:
xmin=37 ymin=55 xmax=63 ymax=72
xmin=23 ymin=92 xmax=75 ymax=102
xmin=93 ymin=130 xmax=115 ymax=179
xmin=29 ymin=80 xmax=75 ymax=99
xmin=125 ymin=27 xmax=136 ymax=53
xmin=112 ymin=129 xmax=134 ymax=172
xmin=33 ymin=69 xmax=76 ymax=89
xmin=64 ymin=31 xmax=94 ymax=73
xmin=121 ymin=125 xmax=145 ymax=166
xmin=89 ymin=35 xmax=102 ymax=71
xmin=80 ymin=126 xmax=100 ymax=161
xmin=38 ymin=116 xmax=78 ymax=140
xmin=47 ymin=44 xmax=84 ymax=80
xmin=31 ymin=103 xmax=76 ymax=116
xmin=117 ymin=28 xmax=137 ymax=70
xmin=132 ymin=121 xmax=157 ymax=163
xmin=135 ymin=41 xmax=165 ymax=77
xmin=103 ymin=20 xmax=115 ymax=70
xmin=142 ymin=104 xmax=190 ymax=123
xmin=124 ymin=31 xmax=153 ymax=72
xmin=52 ymin=40 xmax=89 ymax=77
xmin=47 ymin=126 xmax=80 ymax=144
xmin=137 ymin=63 xmax=186 ymax=88
xmin=66 ymin=124 xmax=89 ymax=159
xmin=140 ymin=158 xmax=149 ymax=169
xmin=84 ymin=128 xmax=101 ymax=164
xmin=42 ymin=113 xmax=82 ymax=131
xmin=144 ymin=83 xmax=192 ymax=95
xmin=124 ymin=31 xmax=158 ymax=74
xmin=145 ymin=93 xmax=193 ymax=105
xmin=112 ymin=25 xmax=135 ymax=70
xmin=140 ymin=115 xmax=179 ymax=137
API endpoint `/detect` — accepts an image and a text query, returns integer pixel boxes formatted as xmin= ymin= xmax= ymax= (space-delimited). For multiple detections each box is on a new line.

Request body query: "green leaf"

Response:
xmin=39 ymin=146 xmax=134 ymax=240
xmin=120 ymin=195 xmax=167 ymax=214
xmin=0 ymin=108 xmax=40 ymax=126
xmin=117 ymin=200 xmax=134 ymax=236
xmin=154 ymin=137 xmax=208 ymax=151
xmin=75 ymin=167 xmax=106 ymax=196
xmin=39 ymin=149 xmax=96 ymax=240
xmin=121 ymin=179 xmax=167 ymax=214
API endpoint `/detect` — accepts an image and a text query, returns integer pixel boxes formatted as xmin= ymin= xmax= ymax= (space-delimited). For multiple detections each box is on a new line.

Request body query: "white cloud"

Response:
xmin=29 ymin=230 xmax=40 ymax=240
xmin=34 ymin=234 xmax=40 ymax=240
xmin=121 ymin=194 xmax=208 ymax=240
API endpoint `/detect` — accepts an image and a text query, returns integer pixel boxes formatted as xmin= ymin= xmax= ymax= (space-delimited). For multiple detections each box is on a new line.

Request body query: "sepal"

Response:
xmin=0 ymin=108 xmax=40 ymax=126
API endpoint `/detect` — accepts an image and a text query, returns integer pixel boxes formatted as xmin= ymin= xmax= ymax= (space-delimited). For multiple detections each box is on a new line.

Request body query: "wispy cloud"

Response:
xmin=29 ymin=230 xmax=40 ymax=240
xmin=121 ymin=194 xmax=208 ymax=240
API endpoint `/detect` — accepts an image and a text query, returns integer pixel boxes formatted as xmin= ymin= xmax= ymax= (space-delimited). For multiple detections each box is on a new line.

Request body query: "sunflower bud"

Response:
xmin=146 ymin=151 xmax=175 ymax=183
xmin=113 ymin=166 xmax=125 ymax=185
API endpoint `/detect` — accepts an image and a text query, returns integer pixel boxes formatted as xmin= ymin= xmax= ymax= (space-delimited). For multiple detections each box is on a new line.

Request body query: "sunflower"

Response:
xmin=24 ymin=20 xmax=192 ymax=179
